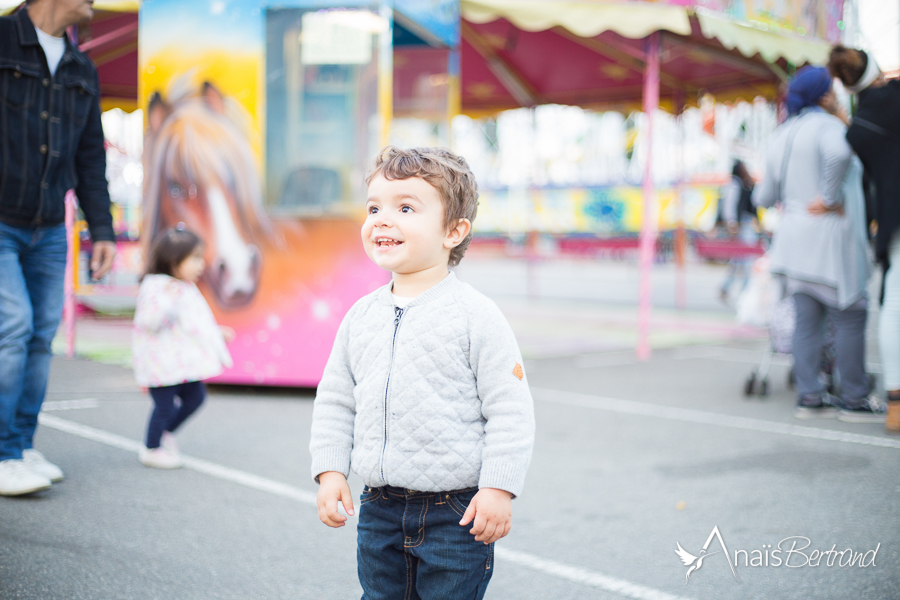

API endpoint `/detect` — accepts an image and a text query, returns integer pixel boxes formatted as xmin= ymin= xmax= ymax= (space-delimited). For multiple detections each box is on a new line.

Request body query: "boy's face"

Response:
xmin=363 ymin=175 xmax=456 ymax=276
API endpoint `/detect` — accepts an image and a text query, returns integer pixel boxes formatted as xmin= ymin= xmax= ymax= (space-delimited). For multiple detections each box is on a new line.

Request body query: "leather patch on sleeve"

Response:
xmin=512 ymin=363 xmax=524 ymax=380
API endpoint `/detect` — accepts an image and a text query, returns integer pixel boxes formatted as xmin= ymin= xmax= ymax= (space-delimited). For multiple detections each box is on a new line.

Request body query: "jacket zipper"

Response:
xmin=380 ymin=306 xmax=405 ymax=484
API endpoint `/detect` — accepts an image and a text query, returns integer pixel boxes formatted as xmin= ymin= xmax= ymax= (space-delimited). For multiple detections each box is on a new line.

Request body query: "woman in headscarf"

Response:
xmin=829 ymin=46 xmax=900 ymax=434
xmin=755 ymin=66 xmax=881 ymax=422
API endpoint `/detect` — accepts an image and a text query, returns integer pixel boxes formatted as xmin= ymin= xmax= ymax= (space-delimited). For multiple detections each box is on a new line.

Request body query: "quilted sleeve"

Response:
xmin=467 ymin=297 xmax=535 ymax=497
xmin=309 ymin=304 xmax=358 ymax=484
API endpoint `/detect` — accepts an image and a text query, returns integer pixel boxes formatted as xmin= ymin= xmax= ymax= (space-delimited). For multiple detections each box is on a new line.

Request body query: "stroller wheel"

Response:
xmin=744 ymin=373 xmax=757 ymax=396
xmin=758 ymin=378 xmax=769 ymax=397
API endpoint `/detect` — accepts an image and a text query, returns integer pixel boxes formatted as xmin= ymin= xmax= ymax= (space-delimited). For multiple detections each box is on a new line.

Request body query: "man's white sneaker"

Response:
xmin=139 ymin=447 xmax=183 ymax=469
xmin=0 ymin=459 xmax=52 ymax=496
xmin=22 ymin=449 xmax=64 ymax=483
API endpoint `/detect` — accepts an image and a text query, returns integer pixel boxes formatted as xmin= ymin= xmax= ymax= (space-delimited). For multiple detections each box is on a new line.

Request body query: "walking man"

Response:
xmin=0 ymin=0 xmax=116 ymax=495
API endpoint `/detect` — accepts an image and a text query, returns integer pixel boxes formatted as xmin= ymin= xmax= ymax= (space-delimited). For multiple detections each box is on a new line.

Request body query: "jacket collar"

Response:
xmin=16 ymin=8 xmax=89 ymax=66
xmin=377 ymin=271 xmax=458 ymax=307
xmin=15 ymin=8 xmax=40 ymax=47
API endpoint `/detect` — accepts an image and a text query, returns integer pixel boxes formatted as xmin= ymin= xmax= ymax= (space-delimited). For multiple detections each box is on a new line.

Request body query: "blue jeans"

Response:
xmin=0 ymin=222 xmax=67 ymax=460
xmin=357 ymin=486 xmax=494 ymax=600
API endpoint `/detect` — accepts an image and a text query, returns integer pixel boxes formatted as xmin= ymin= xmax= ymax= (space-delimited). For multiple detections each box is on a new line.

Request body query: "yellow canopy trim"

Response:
xmin=694 ymin=9 xmax=830 ymax=66
xmin=461 ymin=0 xmax=692 ymax=39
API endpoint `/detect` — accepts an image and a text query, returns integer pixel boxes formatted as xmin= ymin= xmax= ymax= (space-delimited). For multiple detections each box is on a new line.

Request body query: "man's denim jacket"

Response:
xmin=0 ymin=8 xmax=113 ymax=241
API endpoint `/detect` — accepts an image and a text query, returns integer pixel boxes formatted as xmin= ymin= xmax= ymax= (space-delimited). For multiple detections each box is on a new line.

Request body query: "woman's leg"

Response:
xmin=146 ymin=386 xmax=178 ymax=449
xmin=792 ymin=293 xmax=827 ymax=399
xmin=879 ymin=236 xmax=900 ymax=431
xmin=879 ymin=237 xmax=900 ymax=393
xmin=164 ymin=382 xmax=206 ymax=435
xmin=828 ymin=300 xmax=870 ymax=403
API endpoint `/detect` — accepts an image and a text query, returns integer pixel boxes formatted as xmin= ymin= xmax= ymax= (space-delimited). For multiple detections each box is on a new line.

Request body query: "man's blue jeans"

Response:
xmin=0 ymin=222 xmax=67 ymax=460
xmin=357 ymin=485 xmax=494 ymax=600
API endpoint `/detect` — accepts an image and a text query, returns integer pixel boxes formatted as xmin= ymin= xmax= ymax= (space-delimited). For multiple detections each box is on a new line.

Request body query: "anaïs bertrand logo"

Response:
xmin=674 ymin=526 xmax=739 ymax=584
xmin=675 ymin=526 xmax=880 ymax=584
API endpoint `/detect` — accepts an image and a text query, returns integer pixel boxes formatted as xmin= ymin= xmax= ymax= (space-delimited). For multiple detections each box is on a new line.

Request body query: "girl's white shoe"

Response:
xmin=139 ymin=446 xmax=183 ymax=469
xmin=160 ymin=431 xmax=179 ymax=454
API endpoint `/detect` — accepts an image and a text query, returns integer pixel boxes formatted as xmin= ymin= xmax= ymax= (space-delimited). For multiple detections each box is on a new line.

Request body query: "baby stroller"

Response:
xmin=737 ymin=256 xmax=835 ymax=398
xmin=743 ymin=294 xmax=835 ymax=397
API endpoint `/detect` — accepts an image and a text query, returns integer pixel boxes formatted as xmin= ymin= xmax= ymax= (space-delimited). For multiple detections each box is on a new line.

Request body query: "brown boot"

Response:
xmin=886 ymin=400 xmax=900 ymax=434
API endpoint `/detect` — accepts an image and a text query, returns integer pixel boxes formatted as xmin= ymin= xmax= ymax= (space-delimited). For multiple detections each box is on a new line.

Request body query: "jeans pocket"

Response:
xmin=445 ymin=488 xmax=478 ymax=519
xmin=360 ymin=485 xmax=381 ymax=505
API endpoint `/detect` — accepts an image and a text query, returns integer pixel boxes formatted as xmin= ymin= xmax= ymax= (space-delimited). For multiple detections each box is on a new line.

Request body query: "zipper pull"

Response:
xmin=394 ymin=307 xmax=403 ymax=324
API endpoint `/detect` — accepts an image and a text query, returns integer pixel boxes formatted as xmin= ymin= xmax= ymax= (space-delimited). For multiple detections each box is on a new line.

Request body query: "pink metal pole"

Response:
xmin=637 ymin=32 xmax=660 ymax=361
xmin=675 ymin=90 xmax=687 ymax=310
xmin=63 ymin=191 xmax=76 ymax=358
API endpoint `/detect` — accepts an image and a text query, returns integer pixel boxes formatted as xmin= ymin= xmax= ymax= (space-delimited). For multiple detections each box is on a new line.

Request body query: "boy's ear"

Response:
xmin=444 ymin=218 xmax=472 ymax=249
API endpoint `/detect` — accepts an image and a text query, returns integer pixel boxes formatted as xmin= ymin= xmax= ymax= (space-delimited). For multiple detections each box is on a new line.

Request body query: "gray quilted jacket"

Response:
xmin=310 ymin=272 xmax=535 ymax=496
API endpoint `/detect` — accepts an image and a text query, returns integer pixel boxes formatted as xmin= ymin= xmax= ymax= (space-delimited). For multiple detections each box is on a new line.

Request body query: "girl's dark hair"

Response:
xmin=143 ymin=228 xmax=203 ymax=279
xmin=828 ymin=45 xmax=868 ymax=88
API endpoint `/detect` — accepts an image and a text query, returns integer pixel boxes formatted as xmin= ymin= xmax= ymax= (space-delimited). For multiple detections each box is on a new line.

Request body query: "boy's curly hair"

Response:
xmin=366 ymin=146 xmax=479 ymax=267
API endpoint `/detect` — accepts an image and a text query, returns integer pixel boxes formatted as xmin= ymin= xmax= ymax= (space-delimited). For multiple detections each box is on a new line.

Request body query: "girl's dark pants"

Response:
xmin=145 ymin=381 xmax=206 ymax=449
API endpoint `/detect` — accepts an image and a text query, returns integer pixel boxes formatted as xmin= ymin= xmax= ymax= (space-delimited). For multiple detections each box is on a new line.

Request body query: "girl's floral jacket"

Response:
xmin=132 ymin=274 xmax=233 ymax=387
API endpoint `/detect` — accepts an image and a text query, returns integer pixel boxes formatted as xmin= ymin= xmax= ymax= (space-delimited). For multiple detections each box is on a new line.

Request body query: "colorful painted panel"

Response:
xmin=474 ymin=186 xmax=720 ymax=234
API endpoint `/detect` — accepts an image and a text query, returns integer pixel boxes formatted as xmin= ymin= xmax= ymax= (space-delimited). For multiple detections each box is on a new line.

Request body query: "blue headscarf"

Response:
xmin=787 ymin=66 xmax=832 ymax=116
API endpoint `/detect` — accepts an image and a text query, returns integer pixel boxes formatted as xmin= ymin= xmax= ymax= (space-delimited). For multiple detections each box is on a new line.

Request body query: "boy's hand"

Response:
xmin=458 ymin=487 xmax=513 ymax=544
xmin=316 ymin=471 xmax=355 ymax=528
xmin=219 ymin=326 xmax=236 ymax=343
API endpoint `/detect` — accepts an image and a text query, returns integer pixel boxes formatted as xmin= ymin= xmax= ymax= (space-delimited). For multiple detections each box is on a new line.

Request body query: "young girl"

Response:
xmin=133 ymin=228 xmax=234 ymax=469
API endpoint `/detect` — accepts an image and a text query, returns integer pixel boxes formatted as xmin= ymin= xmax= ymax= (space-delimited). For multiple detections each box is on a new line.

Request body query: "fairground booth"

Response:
xmin=1 ymin=0 xmax=844 ymax=383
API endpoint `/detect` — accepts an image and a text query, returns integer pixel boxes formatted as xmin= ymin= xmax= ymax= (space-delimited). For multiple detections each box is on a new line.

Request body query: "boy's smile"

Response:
xmin=363 ymin=175 xmax=467 ymax=294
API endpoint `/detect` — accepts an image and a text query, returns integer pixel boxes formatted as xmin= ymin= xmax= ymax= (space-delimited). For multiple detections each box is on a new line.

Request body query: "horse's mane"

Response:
xmin=143 ymin=77 xmax=273 ymax=246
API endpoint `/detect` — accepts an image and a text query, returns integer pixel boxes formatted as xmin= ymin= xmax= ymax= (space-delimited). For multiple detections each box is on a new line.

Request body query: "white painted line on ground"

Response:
xmin=39 ymin=413 xmax=142 ymax=452
xmin=575 ymin=352 xmax=639 ymax=369
xmin=668 ymin=346 xmax=883 ymax=374
xmin=37 ymin=413 xmax=318 ymax=505
xmin=531 ymin=387 xmax=900 ymax=450
xmin=38 ymin=413 xmax=692 ymax=600
xmin=42 ymin=399 xmax=101 ymax=411
xmin=671 ymin=346 xmax=791 ymax=366
xmin=496 ymin=548 xmax=694 ymax=600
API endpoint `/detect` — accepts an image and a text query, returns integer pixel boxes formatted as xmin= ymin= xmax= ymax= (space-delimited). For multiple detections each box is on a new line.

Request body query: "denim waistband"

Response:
xmin=377 ymin=485 xmax=478 ymax=498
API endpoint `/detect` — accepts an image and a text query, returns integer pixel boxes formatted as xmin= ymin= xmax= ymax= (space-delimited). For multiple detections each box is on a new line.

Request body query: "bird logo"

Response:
xmin=675 ymin=542 xmax=719 ymax=584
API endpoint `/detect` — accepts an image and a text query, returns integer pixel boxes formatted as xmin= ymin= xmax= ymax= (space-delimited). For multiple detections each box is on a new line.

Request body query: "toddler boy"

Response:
xmin=310 ymin=146 xmax=535 ymax=599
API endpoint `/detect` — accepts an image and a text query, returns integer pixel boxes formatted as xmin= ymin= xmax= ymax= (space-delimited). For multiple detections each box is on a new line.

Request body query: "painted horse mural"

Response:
xmin=141 ymin=74 xmax=386 ymax=385
xmin=143 ymin=77 xmax=273 ymax=309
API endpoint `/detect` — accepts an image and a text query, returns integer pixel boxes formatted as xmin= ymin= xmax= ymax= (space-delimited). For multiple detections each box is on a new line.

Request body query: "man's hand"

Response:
xmin=316 ymin=471 xmax=355 ymax=528
xmin=458 ymin=487 xmax=512 ymax=544
xmin=808 ymin=197 xmax=844 ymax=216
xmin=90 ymin=241 xmax=117 ymax=280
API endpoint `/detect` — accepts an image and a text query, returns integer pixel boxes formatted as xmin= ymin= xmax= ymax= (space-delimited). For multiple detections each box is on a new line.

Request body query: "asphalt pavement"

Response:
xmin=2 ymin=257 xmax=898 ymax=600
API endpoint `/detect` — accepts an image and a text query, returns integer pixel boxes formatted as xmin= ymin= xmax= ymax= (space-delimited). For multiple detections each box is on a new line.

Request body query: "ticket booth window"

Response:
xmin=265 ymin=7 xmax=381 ymax=216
